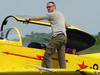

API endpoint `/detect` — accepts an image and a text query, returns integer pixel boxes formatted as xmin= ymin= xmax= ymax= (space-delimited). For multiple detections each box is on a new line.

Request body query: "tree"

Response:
xmin=98 ymin=32 xmax=100 ymax=36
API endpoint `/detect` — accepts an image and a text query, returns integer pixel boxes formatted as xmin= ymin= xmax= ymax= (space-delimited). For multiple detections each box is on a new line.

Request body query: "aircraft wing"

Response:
xmin=0 ymin=68 xmax=100 ymax=75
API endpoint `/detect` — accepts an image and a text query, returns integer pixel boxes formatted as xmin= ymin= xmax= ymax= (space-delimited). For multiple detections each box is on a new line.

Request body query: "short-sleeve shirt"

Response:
xmin=45 ymin=10 xmax=66 ymax=37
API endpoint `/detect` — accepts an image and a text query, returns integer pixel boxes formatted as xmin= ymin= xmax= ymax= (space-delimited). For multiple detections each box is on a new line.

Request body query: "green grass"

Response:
xmin=78 ymin=44 xmax=100 ymax=54
xmin=78 ymin=36 xmax=100 ymax=54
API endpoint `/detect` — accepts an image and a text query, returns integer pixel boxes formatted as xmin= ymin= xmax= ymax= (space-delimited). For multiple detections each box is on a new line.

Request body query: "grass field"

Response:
xmin=78 ymin=36 xmax=100 ymax=54
xmin=78 ymin=44 xmax=100 ymax=54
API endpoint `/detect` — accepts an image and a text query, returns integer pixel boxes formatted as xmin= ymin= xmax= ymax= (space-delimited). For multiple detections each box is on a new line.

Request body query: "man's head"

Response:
xmin=47 ymin=2 xmax=56 ymax=12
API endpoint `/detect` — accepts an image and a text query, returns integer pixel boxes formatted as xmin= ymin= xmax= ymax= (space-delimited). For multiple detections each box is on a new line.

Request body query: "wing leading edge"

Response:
xmin=0 ymin=68 xmax=100 ymax=75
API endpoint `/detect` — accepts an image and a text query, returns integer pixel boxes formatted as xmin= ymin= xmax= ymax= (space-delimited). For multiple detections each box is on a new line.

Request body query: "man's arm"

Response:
xmin=26 ymin=16 xmax=45 ymax=21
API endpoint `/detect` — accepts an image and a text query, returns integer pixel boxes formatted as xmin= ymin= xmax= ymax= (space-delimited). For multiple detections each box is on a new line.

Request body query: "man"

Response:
xmin=26 ymin=1 xmax=68 ymax=68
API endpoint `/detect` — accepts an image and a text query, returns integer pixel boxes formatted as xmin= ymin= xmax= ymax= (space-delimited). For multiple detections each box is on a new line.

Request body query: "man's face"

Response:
xmin=47 ymin=3 xmax=56 ymax=12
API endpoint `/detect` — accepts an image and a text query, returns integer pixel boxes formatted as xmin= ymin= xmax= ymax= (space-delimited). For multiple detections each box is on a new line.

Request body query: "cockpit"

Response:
xmin=0 ymin=15 xmax=96 ymax=54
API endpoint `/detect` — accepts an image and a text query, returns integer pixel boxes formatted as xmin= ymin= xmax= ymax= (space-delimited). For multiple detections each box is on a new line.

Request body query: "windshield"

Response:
xmin=2 ymin=15 xmax=52 ymax=47
xmin=0 ymin=28 xmax=20 ymax=42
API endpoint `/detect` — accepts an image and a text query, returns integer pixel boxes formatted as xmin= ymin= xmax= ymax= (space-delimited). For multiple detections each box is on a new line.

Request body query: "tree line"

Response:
xmin=22 ymin=31 xmax=52 ymax=46
xmin=22 ymin=31 xmax=100 ymax=47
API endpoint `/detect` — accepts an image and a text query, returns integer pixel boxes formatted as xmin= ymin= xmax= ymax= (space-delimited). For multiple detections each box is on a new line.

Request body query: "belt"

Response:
xmin=57 ymin=33 xmax=65 ymax=35
xmin=53 ymin=32 xmax=65 ymax=37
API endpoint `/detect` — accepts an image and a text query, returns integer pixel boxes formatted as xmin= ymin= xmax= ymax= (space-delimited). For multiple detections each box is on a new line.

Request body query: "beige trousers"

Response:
xmin=43 ymin=34 xmax=67 ymax=68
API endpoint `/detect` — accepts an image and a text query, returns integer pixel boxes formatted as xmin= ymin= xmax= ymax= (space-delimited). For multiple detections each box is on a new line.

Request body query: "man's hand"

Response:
xmin=65 ymin=23 xmax=69 ymax=29
xmin=25 ymin=18 xmax=30 ymax=21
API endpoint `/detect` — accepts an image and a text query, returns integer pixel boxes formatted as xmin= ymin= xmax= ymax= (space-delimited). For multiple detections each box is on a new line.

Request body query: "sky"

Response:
xmin=0 ymin=0 xmax=100 ymax=35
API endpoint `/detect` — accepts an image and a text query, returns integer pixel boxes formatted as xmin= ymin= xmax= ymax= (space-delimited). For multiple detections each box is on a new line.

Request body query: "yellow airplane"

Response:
xmin=0 ymin=15 xmax=100 ymax=75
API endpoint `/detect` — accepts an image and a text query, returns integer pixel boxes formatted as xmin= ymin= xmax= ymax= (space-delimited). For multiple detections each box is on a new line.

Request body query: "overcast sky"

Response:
xmin=0 ymin=0 xmax=100 ymax=35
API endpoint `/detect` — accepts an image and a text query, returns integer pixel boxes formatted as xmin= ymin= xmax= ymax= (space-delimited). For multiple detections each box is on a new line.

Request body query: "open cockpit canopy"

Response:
xmin=1 ymin=15 xmax=96 ymax=52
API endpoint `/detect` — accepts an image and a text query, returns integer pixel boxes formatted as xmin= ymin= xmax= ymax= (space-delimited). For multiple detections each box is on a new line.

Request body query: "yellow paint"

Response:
xmin=0 ymin=43 xmax=100 ymax=75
